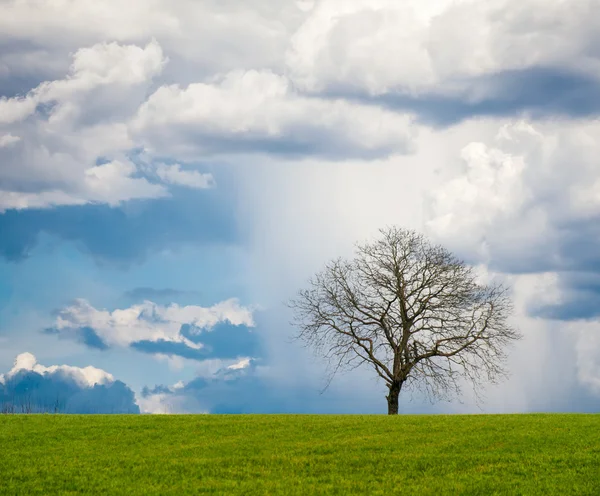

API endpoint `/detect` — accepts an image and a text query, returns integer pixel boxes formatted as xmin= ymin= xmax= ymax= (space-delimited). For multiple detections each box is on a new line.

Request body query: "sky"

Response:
xmin=1 ymin=0 xmax=600 ymax=414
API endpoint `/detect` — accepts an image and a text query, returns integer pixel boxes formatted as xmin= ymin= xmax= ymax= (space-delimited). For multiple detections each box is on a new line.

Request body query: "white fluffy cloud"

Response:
xmin=0 ymin=133 xmax=20 ymax=147
xmin=131 ymin=69 xmax=416 ymax=160
xmin=0 ymin=40 xmax=169 ymax=211
xmin=0 ymin=352 xmax=140 ymax=413
xmin=0 ymin=352 xmax=113 ymax=387
xmin=427 ymin=118 xmax=600 ymax=269
xmin=51 ymin=298 xmax=255 ymax=350
xmin=0 ymin=34 xmax=418 ymax=212
xmin=286 ymin=0 xmax=600 ymax=97
xmin=10 ymin=0 xmax=597 ymax=212
xmin=1 ymin=40 xmax=165 ymax=126
xmin=155 ymin=164 xmax=215 ymax=189
xmin=136 ymin=390 xmax=189 ymax=414
xmin=0 ymin=96 xmax=37 ymax=124
xmin=0 ymin=0 xmax=308 ymax=89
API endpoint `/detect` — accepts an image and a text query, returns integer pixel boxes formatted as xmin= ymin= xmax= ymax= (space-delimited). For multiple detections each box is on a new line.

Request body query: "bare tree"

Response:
xmin=290 ymin=227 xmax=521 ymax=415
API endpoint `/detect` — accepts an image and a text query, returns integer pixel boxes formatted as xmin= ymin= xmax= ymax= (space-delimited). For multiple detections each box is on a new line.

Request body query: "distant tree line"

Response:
xmin=0 ymin=370 xmax=140 ymax=414
xmin=1 ymin=394 xmax=66 ymax=414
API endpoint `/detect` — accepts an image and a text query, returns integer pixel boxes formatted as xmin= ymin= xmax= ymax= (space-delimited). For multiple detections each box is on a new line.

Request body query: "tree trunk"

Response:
xmin=386 ymin=381 xmax=402 ymax=415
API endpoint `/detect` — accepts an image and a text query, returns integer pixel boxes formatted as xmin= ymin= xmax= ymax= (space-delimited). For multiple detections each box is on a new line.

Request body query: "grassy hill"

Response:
xmin=1 ymin=414 xmax=598 ymax=495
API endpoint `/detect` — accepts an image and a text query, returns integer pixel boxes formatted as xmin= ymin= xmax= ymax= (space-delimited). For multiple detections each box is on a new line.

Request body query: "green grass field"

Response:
xmin=1 ymin=414 xmax=599 ymax=495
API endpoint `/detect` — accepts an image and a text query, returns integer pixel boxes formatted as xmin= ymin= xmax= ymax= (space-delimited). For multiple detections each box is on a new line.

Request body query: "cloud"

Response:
xmin=0 ymin=184 xmax=239 ymax=263
xmin=0 ymin=94 xmax=37 ymax=124
xmin=1 ymin=39 xmax=165 ymax=126
xmin=138 ymin=357 xmax=255 ymax=413
xmin=155 ymin=164 xmax=215 ymax=189
xmin=425 ymin=117 xmax=600 ymax=400
xmin=2 ymin=0 xmax=600 ymax=417
xmin=427 ymin=118 xmax=600 ymax=274
xmin=288 ymin=0 xmax=600 ymax=94
xmin=0 ymin=133 xmax=20 ymax=147
xmin=528 ymin=272 xmax=600 ymax=321
xmin=0 ymin=1 xmax=306 ymax=88
xmin=138 ymin=349 xmax=445 ymax=414
xmin=572 ymin=319 xmax=600 ymax=395
xmin=131 ymin=70 xmax=416 ymax=161
xmin=46 ymin=298 xmax=257 ymax=361
xmin=42 ymin=326 xmax=110 ymax=351
xmin=339 ymin=68 xmax=600 ymax=126
xmin=0 ymin=159 xmax=168 ymax=212
xmin=0 ymin=40 xmax=170 ymax=211
xmin=0 ymin=35 xmax=416 ymax=217
xmin=286 ymin=0 xmax=600 ymax=122
xmin=230 ymin=113 xmax=600 ymax=413
xmin=0 ymin=352 xmax=139 ymax=413
xmin=504 ymin=273 xmax=600 ymax=408
xmin=181 ymin=322 xmax=262 ymax=359
xmin=0 ymin=352 xmax=113 ymax=387
xmin=128 ymin=320 xmax=262 ymax=361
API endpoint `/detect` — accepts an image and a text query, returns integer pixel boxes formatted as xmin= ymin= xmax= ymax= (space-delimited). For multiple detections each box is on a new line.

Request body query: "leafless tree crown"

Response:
xmin=289 ymin=227 xmax=521 ymax=405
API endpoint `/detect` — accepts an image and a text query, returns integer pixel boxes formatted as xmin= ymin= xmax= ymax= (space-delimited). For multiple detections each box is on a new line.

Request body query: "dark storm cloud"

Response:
xmin=471 ymin=216 xmax=600 ymax=322
xmin=529 ymin=272 xmax=600 ymax=321
xmin=0 ymin=39 xmax=69 ymax=99
xmin=326 ymin=66 xmax=600 ymax=126
xmin=137 ymin=123 xmax=413 ymax=162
